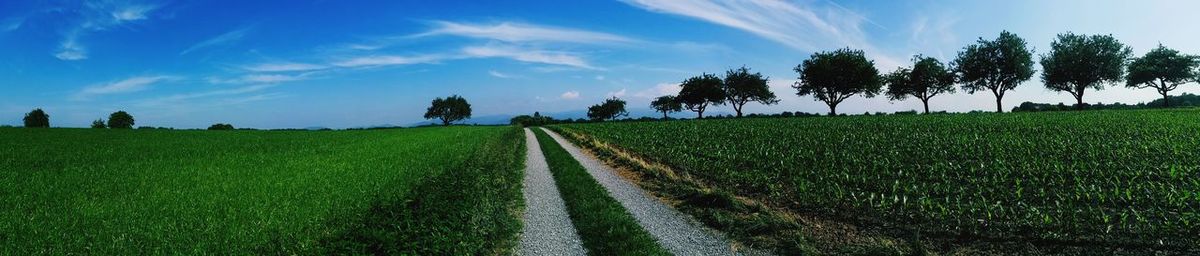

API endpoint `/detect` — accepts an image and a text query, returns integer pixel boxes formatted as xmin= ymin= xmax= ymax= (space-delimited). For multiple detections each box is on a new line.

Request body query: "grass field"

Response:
xmin=554 ymin=109 xmax=1200 ymax=254
xmin=531 ymin=128 xmax=669 ymax=255
xmin=0 ymin=126 xmax=525 ymax=254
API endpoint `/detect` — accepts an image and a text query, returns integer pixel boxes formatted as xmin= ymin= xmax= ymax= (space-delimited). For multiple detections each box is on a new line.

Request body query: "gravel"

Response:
xmin=517 ymin=128 xmax=587 ymax=256
xmin=540 ymin=128 xmax=750 ymax=256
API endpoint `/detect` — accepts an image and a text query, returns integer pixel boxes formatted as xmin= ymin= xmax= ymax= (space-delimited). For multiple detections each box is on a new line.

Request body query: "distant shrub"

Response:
xmin=91 ymin=119 xmax=107 ymax=129
xmin=208 ymin=123 xmax=235 ymax=130
xmin=108 ymin=111 xmax=135 ymax=129
xmin=23 ymin=108 xmax=49 ymax=128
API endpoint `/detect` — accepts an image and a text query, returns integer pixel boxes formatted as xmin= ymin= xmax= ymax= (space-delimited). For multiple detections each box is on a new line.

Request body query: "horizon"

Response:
xmin=4 ymin=0 xmax=1200 ymax=129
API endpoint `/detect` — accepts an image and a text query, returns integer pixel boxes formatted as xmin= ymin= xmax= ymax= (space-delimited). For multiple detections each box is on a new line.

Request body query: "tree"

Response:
xmin=91 ymin=119 xmax=107 ymax=129
xmin=586 ymin=97 xmax=628 ymax=121
xmin=793 ymin=48 xmax=882 ymax=115
xmin=723 ymin=66 xmax=779 ymax=117
xmin=423 ymin=95 xmax=472 ymax=126
xmin=677 ymin=73 xmax=725 ymax=118
xmin=108 ymin=111 xmax=135 ymax=129
xmin=885 ymin=55 xmax=957 ymax=114
xmin=1040 ymin=33 xmax=1133 ymax=110
xmin=23 ymin=108 xmax=49 ymax=128
xmin=1125 ymin=44 xmax=1199 ymax=107
xmin=953 ymin=31 xmax=1035 ymax=112
xmin=649 ymin=95 xmax=682 ymax=119
xmin=208 ymin=123 xmax=235 ymax=130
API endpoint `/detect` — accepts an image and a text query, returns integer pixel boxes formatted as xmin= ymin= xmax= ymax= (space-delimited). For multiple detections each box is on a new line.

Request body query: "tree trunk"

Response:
xmin=662 ymin=111 xmax=669 ymax=119
xmin=442 ymin=118 xmax=451 ymax=126
xmin=828 ymin=103 xmax=838 ymax=116
xmin=995 ymin=96 xmax=1003 ymax=113
xmin=734 ymin=103 xmax=744 ymax=117
xmin=922 ymin=99 xmax=930 ymax=114
xmin=1075 ymin=93 xmax=1085 ymax=110
xmin=697 ymin=110 xmax=704 ymax=119
xmin=1162 ymin=91 xmax=1171 ymax=108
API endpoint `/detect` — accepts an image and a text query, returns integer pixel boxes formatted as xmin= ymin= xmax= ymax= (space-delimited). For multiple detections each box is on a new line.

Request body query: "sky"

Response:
xmin=3 ymin=0 xmax=1200 ymax=128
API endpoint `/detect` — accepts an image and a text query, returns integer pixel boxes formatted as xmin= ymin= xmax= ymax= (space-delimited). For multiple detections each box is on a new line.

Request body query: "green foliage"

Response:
xmin=23 ymin=108 xmax=49 ymax=128
xmin=531 ymin=129 xmax=669 ymax=255
xmin=207 ymin=123 xmax=235 ymax=130
xmin=559 ymin=110 xmax=1200 ymax=251
xmin=953 ymin=31 xmax=1035 ymax=112
xmin=649 ymin=95 xmax=683 ymax=119
xmin=510 ymin=112 xmax=555 ymax=127
xmin=678 ymin=73 xmax=725 ymax=118
xmin=723 ymin=66 xmax=779 ymax=117
xmin=107 ymin=111 xmax=135 ymax=129
xmin=424 ymin=95 xmax=472 ymax=126
xmin=1040 ymin=33 xmax=1133 ymax=109
xmin=0 ymin=126 xmax=524 ymax=254
xmin=91 ymin=119 xmax=106 ymax=129
xmin=1125 ymin=44 xmax=1200 ymax=107
xmin=885 ymin=55 xmax=956 ymax=113
xmin=793 ymin=48 xmax=882 ymax=115
xmin=586 ymin=97 xmax=628 ymax=121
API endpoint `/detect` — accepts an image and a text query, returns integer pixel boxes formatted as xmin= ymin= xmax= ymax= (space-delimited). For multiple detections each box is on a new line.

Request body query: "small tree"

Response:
xmin=953 ymin=31 xmax=1035 ymax=112
xmin=91 ymin=119 xmax=107 ymax=129
xmin=885 ymin=55 xmax=957 ymax=114
xmin=108 ymin=111 xmax=135 ymax=129
xmin=208 ymin=123 xmax=235 ymax=130
xmin=1040 ymin=33 xmax=1132 ymax=110
xmin=723 ymin=66 xmax=779 ymax=117
xmin=649 ymin=95 xmax=682 ymax=119
xmin=793 ymin=48 xmax=882 ymax=115
xmin=587 ymin=97 xmax=628 ymax=121
xmin=423 ymin=95 xmax=472 ymax=126
xmin=23 ymin=108 xmax=50 ymax=128
xmin=677 ymin=73 xmax=725 ymax=118
xmin=1125 ymin=44 xmax=1200 ymax=107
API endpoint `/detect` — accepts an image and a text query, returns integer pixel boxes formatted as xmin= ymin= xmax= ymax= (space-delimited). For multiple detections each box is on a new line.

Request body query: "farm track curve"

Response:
xmin=538 ymin=127 xmax=752 ymax=255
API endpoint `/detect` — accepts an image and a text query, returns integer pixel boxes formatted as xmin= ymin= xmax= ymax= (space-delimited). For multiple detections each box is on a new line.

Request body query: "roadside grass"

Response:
xmin=0 ymin=126 xmax=525 ymax=255
xmin=531 ymin=128 xmax=669 ymax=256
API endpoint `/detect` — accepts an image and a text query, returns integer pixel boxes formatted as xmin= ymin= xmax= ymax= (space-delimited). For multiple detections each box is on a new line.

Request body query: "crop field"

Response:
xmin=0 ymin=126 xmax=525 ymax=254
xmin=554 ymin=109 xmax=1200 ymax=253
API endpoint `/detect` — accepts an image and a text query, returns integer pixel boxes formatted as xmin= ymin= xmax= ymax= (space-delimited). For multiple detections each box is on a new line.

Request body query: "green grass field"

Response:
xmin=555 ymin=109 xmax=1200 ymax=254
xmin=0 ymin=126 xmax=525 ymax=254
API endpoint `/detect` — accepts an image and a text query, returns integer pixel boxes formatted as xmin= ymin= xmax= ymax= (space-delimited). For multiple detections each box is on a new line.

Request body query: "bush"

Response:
xmin=108 ymin=111 xmax=135 ymax=129
xmin=23 ymin=109 xmax=49 ymax=128
xmin=91 ymin=119 xmax=107 ymax=129
xmin=208 ymin=123 xmax=235 ymax=130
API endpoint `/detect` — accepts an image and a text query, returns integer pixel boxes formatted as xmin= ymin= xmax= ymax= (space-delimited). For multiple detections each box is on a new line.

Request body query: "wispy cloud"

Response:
xmin=415 ymin=21 xmax=634 ymax=44
xmin=208 ymin=72 xmax=316 ymax=84
xmin=242 ymin=62 xmax=328 ymax=72
xmin=74 ymin=75 xmax=178 ymax=100
xmin=560 ymin=91 xmax=581 ymax=100
xmin=621 ymin=0 xmax=901 ymax=68
xmin=633 ymin=82 xmax=680 ymax=98
xmin=180 ymin=26 xmax=253 ymax=55
xmin=1 ymin=17 xmax=24 ymax=32
xmin=463 ymin=45 xmax=596 ymax=69
xmin=331 ymin=55 xmax=445 ymax=68
xmin=137 ymin=84 xmax=277 ymax=107
xmin=606 ymin=88 xmax=627 ymax=98
xmin=55 ymin=1 xmax=163 ymax=61
xmin=489 ymin=70 xmax=515 ymax=78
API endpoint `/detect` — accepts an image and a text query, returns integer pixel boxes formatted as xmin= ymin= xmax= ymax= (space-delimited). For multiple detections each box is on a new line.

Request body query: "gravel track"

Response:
xmin=517 ymin=128 xmax=587 ymax=256
xmin=539 ymin=127 xmax=747 ymax=255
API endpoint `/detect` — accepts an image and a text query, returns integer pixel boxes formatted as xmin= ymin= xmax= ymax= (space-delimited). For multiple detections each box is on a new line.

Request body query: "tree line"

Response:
xmin=594 ymin=31 xmax=1200 ymax=119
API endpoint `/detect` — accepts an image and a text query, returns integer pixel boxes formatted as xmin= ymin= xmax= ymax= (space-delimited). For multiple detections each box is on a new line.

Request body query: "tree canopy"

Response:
xmin=1040 ymin=33 xmax=1133 ymax=109
xmin=23 ymin=108 xmax=49 ymax=128
xmin=649 ymin=95 xmax=682 ymax=119
xmin=91 ymin=119 xmax=106 ymax=129
xmin=722 ymin=66 xmax=778 ymax=117
xmin=208 ymin=123 xmax=236 ymax=130
xmin=587 ymin=97 xmax=628 ymax=121
xmin=953 ymin=31 xmax=1035 ymax=112
xmin=885 ymin=55 xmax=957 ymax=114
xmin=107 ymin=111 xmax=135 ymax=129
xmin=423 ymin=95 xmax=472 ymax=126
xmin=677 ymin=73 xmax=725 ymax=118
xmin=793 ymin=48 xmax=882 ymax=115
xmin=1125 ymin=44 xmax=1200 ymax=107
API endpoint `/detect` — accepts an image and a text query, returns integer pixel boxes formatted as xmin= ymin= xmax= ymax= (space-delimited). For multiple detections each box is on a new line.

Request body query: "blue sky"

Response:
xmin=3 ymin=0 xmax=1200 ymax=128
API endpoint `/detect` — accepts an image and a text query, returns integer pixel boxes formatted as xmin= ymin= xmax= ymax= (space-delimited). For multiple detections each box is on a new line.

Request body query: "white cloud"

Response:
xmin=463 ymin=45 xmax=596 ymax=69
xmin=181 ymin=26 xmax=253 ymax=55
xmin=75 ymin=75 xmax=177 ymax=99
xmin=332 ymin=55 xmax=444 ymax=68
xmin=560 ymin=91 xmax=581 ymax=100
xmin=55 ymin=37 xmax=87 ymax=60
xmin=137 ymin=84 xmax=277 ymax=107
xmin=54 ymin=2 xmax=163 ymax=61
xmin=594 ymin=75 xmax=605 ymax=81
xmin=622 ymin=0 xmax=902 ymax=68
xmin=243 ymin=62 xmax=327 ymax=72
xmin=416 ymin=21 xmax=634 ymax=44
xmin=209 ymin=73 xmax=312 ymax=84
xmin=489 ymin=70 xmax=515 ymax=78
xmin=633 ymin=82 xmax=680 ymax=98
xmin=111 ymin=4 xmax=157 ymax=22
xmin=2 ymin=17 xmax=24 ymax=32
xmin=607 ymin=88 xmax=627 ymax=98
